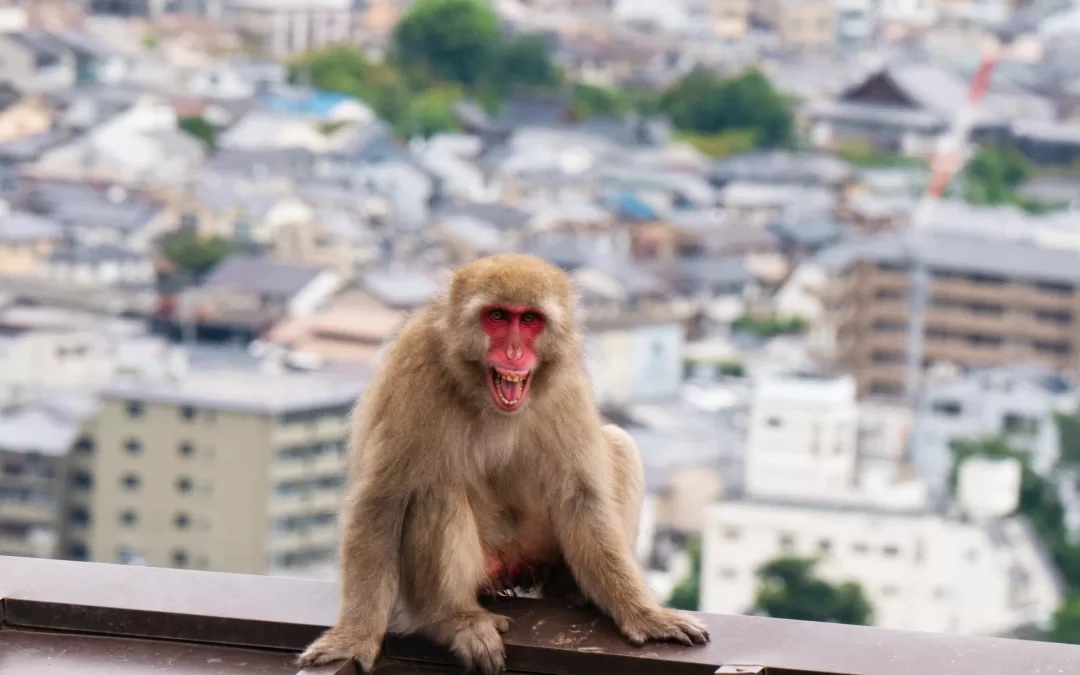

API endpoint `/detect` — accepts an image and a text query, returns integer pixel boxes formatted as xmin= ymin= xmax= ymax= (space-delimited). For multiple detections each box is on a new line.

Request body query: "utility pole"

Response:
xmin=904 ymin=36 xmax=1005 ymax=471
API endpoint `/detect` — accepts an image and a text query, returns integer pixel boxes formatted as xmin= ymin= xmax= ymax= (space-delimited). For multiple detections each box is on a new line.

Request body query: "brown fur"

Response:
xmin=298 ymin=254 xmax=709 ymax=674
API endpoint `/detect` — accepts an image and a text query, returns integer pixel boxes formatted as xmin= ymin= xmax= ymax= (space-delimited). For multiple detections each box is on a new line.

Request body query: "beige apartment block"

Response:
xmin=85 ymin=368 xmax=366 ymax=578
xmin=708 ymin=0 xmax=750 ymax=39
xmin=818 ymin=232 xmax=1080 ymax=398
xmin=759 ymin=0 xmax=838 ymax=51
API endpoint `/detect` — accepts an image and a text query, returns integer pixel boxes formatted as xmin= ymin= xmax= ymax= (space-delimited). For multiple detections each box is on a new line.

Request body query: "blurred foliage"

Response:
xmin=963 ymin=145 xmax=1033 ymax=206
xmin=1056 ymin=412 xmax=1080 ymax=468
xmin=716 ymin=360 xmax=745 ymax=377
xmin=390 ymin=0 xmax=501 ymax=87
xmin=753 ymin=557 xmax=872 ymax=625
xmin=570 ymin=83 xmax=632 ymax=119
xmin=667 ymin=537 xmax=702 ymax=611
xmin=178 ymin=117 xmax=216 ymax=150
xmin=677 ymin=129 xmax=758 ymax=159
xmin=732 ymin=314 xmax=806 ymax=338
xmin=491 ymin=35 xmax=563 ymax=92
xmin=658 ymin=69 xmax=794 ymax=148
xmin=833 ymin=140 xmax=925 ymax=168
xmin=163 ymin=232 xmax=240 ymax=279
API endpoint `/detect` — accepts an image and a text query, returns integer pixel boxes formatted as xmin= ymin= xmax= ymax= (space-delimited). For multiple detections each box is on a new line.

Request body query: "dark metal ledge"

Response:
xmin=2 ymin=555 xmax=1080 ymax=674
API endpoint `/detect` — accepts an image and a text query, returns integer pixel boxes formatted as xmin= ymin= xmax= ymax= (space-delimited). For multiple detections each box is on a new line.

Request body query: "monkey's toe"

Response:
xmin=450 ymin=614 xmax=507 ymax=675
xmin=619 ymin=607 xmax=712 ymax=649
xmin=297 ymin=630 xmax=382 ymax=672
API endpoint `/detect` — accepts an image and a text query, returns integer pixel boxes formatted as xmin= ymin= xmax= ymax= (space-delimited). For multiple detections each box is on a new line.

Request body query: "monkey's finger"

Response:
xmin=626 ymin=631 xmax=647 ymax=647
xmin=493 ymin=614 xmax=512 ymax=633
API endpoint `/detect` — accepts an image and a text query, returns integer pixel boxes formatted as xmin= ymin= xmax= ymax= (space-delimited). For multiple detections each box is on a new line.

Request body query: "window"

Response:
xmin=176 ymin=476 xmax=193 ymax=493
xmin=178 ymin=442 xmax=195 ymax=458
xmin=119 ymin=509 xmax=138 ymax=527
xmin=1003 ymin=413 xmax=1039 ymax=436
xmin=180 ymin=405 xmax=197 ymax=422
xmin=74 ymin=436 xmax=95 ymax=455
xmin=723 ymin=526 xmax=741 ymax=540
xmin=121 ymin=473 xmax=140 ymax=490
xmin=779 ymin=533 xmax=795 ymax=553
xmin=69 ymin=507 xmax=90 ymax=526
xmin=766 ymin=416 xmax=783 ymax=428
xmin=126 ymin=401 xmax=145 ymax=418
xmin=882 ymin=585 xmax=899 ymax=597
xmin=818 ymin=538 xmax=832 ymax=554
xmin=853 ymin=542 xmax=869 ymax=554
xmin=883 ymin=545 xmax=900 ymax=558
xmin=124 ymin=438 xmax=142 ymax=455
xmin=117 ymin=546 xmax=140 ymax=565
xmin=71 ymin=470 xmax=93 ymax=490
xmin=67 ymin=543 xmax=88 ymax=561
xmin=719 ymin=567 xmax=737 ymax=580
xmin=172 ymin=549 xmax=190 ymax=568
xmin=174 ymin=512 xmax=191 ymax=530
xmin=932 ymin=400 xmax=962 ymax=417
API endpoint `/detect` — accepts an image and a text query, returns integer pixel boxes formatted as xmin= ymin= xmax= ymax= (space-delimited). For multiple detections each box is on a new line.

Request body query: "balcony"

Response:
xmin=3 ymin=555 xmax=1080 ymax=674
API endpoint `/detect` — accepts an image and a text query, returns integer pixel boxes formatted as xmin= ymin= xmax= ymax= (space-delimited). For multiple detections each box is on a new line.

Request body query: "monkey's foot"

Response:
xmin=445 ymin=611 xmax=511 ymax=675
xmin=297 ymin=628 xmax=382 ymax=672
xmin=618 ymin=606 xmax=711 ymax=647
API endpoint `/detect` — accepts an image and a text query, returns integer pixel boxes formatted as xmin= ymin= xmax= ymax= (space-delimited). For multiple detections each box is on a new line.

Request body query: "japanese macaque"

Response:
xmin=298 ymin=254 xmax=709 ymax=674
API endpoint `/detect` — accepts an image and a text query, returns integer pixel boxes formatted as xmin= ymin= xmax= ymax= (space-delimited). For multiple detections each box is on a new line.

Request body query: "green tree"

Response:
xmin=963 ymin=145 xmax=1032 ymax=205
xmin=394 ymin=89 xmax=460 ymax=139
xmin=289 ymin=45 xmax=395 ymax=101
xmin=178 ymin=117 xmax=217 ymax=150
xmin=1055 ymin=412 xmax=1080 ymax=467
xmin=667 ymin=537 xmax=702 ymax=611
xmin=570 ymin=83 xmax=631 ymax=119
xmin=391 ymin=0 xmax=501 ymax=87
xmin=163 ymin=233 xmax=240 ymax=278
xmin=491 ymin=35 xmax=562 ymax=91
xmin=660 ymin=68 xmax=794 ymax=148
xmin=1048 ymin=594 xmax=1080 ymax=644
xmin=753 ymin=557 xmax=872 ymax=625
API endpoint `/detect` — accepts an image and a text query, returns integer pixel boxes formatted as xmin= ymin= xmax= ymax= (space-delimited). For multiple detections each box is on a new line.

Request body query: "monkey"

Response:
xmin=298 ymin=253 xmax=709 ymax=674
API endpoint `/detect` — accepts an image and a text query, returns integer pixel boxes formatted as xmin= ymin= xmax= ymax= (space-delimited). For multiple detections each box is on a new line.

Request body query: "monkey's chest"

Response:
xmin=480 ymin=510 xmax=558 ymax=593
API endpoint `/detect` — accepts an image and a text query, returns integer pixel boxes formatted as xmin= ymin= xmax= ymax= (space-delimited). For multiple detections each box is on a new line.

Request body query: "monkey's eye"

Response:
xmin=488 ymin=309 xmax=506 ymax=321
xmin=521 ymin=311 xmax=540 ymax=324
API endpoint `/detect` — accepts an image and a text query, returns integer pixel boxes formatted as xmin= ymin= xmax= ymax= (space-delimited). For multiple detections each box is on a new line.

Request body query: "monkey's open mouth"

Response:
xmin=487 ymin=368 xmax=533 ymax=412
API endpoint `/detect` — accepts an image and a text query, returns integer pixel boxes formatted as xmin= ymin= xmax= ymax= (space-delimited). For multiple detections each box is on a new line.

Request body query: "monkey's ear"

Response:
xmin=433 ymin=267 xmax=454 ymax=291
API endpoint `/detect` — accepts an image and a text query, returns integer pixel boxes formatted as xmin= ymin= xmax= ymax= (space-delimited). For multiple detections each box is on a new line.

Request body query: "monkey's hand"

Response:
xmin=296 ymin=626 xmax=383 ymax=672
xmin=618 ymin=605 xmax=711 ymax=648
xmin=447 ymin=610 xmax=512 ymax=675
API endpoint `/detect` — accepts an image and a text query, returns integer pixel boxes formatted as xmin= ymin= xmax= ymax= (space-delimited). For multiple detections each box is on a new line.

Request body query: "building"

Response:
xmin=0 ymin=397 xmax=88 ymax=559
xmin=913 ymin=365 xmax=1067 ymax=499
xmin=0 ymin=211 xmax=62 ymax=278
xmin=700 ymin=498 xmax=1065 ymax=635
xmin=758 ymin=0 xmax=838 ymax=52
xmin=82 ymin=361 xmax=366 ymax=577
xmin=585 ymin=315 xmax=686 ymax=407
xmin=0 ymin=31 xmax=77 ymax=93
xmin=745 ymin=373 xmax=860 ymax=502
xmin=705 ymin=0 xmax=750 ymax=39
xmin=215 ymin=0 xmax=361 ymax=58
xmin=817 ymin=230 xmax=1080 ymax=398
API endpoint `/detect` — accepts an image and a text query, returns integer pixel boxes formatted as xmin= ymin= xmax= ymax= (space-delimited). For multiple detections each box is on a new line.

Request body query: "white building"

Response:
xmin=913 ymin=365 xmax=1065 ymax=500
xmin=700 ymin=499 xmax=1064 ymax=635
xmin=745 ymin=372 xmax=860 ymax=501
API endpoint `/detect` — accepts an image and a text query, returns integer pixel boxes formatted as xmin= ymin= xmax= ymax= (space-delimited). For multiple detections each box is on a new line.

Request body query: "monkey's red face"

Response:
xmin=481 ymin=305 xmax=546 ymax=413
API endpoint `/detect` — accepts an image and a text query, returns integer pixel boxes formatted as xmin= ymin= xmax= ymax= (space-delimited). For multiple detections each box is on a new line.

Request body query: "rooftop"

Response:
xmin=2 ymin=555 xmax=1080 ymax=674
xmin=100 ymin=368 xmax=367 ymax=414
xmin=201 ymin=255 xmax=328 ymax=299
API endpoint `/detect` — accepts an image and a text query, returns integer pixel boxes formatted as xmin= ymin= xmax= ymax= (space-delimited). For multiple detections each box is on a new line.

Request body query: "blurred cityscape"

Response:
xmin=3 ymin=0 xmax=1080 ymax=648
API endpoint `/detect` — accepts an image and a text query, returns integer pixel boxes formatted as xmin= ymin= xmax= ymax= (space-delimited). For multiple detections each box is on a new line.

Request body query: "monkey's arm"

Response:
xmin=552 ymin=468 xmax=710 ymax=647
xmin=297 ymin=462 xmax=408 ymax=670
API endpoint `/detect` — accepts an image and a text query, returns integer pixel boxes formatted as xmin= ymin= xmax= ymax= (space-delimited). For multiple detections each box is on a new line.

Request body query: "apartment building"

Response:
xmin=0 ymin=393 xmax=96 ymax=560
xmin=818 ymin=231 xmax=1080 ymax=398
xmin=758 ymin=0 xmax=838 ymax=51
xmin=706 ymin=0 xmax=750 ymax=40
xmin=82 ymin=366 xmax=365 ymax=578
xmin=215 ymin=0 xmax=361 ymax=58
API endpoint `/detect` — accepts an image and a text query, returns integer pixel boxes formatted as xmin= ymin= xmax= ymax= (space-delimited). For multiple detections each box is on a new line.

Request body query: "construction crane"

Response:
xmin=903 ymin=35 xmax=1008 ymax=467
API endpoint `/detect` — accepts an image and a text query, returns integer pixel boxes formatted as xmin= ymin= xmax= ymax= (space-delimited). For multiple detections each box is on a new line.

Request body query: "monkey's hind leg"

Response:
xmin=400 ymin=489 xmax=511 ymax=675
